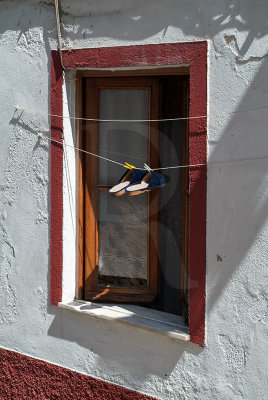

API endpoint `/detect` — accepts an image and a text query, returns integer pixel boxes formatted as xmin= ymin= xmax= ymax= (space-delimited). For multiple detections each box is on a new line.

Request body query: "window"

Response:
xmin=77 ymin=71 xmax=189 ymax=318
xmin=50 ymin=42 xmax=207 ymax=344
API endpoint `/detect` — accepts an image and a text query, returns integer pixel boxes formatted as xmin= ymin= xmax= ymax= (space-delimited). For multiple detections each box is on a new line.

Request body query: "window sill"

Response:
xmin=58 ymin=300 xmax=190 ymax=342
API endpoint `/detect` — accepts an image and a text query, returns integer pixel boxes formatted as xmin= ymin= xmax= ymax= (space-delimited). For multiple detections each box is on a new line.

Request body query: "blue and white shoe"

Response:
xmin=126 ymin=165 xmax=169 ymax=196
xmin=109 ymin=167 xmax=147 ymax=197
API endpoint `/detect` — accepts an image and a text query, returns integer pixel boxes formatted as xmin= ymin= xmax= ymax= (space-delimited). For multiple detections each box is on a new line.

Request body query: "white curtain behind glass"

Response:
xmin=98 ymin=89 xmax=149 ymax=282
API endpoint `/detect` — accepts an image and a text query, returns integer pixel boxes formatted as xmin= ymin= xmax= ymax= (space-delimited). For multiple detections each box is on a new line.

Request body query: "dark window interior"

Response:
xmin=78 ymin=73 xmax=189 ymax=320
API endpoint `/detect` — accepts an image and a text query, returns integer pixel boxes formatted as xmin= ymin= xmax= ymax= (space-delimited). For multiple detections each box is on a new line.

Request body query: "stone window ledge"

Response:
xmin=58 ymin=300 xmax=190 ymax=342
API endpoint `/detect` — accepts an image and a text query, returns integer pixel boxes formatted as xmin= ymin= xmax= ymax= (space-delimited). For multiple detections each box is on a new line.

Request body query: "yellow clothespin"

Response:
xmin=124 ymin=162 xmax=136 ymax=169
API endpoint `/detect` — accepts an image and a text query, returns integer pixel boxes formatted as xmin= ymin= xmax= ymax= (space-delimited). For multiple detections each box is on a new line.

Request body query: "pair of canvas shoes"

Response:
xmin=109 ymin=163 xmax=169 ymax=197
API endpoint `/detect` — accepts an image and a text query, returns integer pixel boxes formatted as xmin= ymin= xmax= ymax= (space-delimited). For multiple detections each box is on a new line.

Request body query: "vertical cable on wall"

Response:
xmin=54 ymin=0 xmax=65 ymax=69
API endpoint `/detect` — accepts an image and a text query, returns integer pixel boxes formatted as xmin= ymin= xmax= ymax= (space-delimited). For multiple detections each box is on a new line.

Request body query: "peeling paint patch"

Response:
xmin=0 ymin=236 xmax=18 ymax=325
xmin=224 ymin=34 xmax=268 ymax=84
xmin=224 ymin=34 xmax=268 ymax=62
xmin=0 ymin=269 xmax=18 ymax=325
xmin=39 ymin=1 xmax=55 ymax=7
xmin=1 ymin=126 xmax=33 ymax=207
xmin=4 ymin=112 xmax=49 ymax=223
xmin=16 ymin=27 xmax=44 ymax=59
xmin=219 ymin=335 xmax=246 ymax=374
xmin=33 ymin=287 xmax=48 ymax=321
xmin=31 ymin=148 xmax=49 ymax=224
xmin=248 ymin=294 xmax=268 ymax=324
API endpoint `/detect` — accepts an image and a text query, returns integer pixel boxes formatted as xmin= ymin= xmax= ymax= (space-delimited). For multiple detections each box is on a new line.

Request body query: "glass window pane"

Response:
xmin=98 ymin=89 xmax=148 ymax=184
xmin=98 ymin=191 xmax=148 ymax=288
xmin=159 ymin=120 xmax=184 ymax=314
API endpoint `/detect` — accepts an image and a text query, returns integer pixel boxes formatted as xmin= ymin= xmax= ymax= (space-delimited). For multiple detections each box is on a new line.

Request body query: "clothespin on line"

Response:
xmin=143 ymin=163 xmax=153 ymax=172
xmin=124 ymin=162 xmax=136 ymax=169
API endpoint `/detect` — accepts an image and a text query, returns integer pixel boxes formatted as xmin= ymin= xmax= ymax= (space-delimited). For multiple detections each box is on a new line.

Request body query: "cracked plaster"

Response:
xmin=224 ymin=34 xmax=268 ymax=85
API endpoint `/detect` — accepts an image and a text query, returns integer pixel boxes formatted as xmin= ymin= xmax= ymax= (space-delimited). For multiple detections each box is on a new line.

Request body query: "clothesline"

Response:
xmin=14 ymin=105 xmax=268 ymax=170
xmin=15 ymin=104 xmax=268 ymax=123
xmin=50 ymin=113 xmax=207 ymax=123
xmin=36 ymin=131 xmax=268 ymax=170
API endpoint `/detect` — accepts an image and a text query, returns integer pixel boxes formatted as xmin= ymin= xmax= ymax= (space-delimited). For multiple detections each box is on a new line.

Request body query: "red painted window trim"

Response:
xmin=50 ymin=42 xmax=207 ymax=345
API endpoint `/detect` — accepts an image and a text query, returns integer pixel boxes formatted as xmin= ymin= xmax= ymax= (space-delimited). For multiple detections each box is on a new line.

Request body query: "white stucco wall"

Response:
xmin=0 ymin=0 xmax=268 ymax=399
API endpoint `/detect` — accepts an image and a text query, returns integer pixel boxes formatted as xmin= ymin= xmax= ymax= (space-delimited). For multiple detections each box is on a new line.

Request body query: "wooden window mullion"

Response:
xmin=83 ymin=76 xmax=160 ymax=303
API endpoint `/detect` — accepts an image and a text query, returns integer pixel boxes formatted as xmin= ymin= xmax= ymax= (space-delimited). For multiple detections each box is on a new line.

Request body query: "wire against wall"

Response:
xmin=36 ymin=131 xmax=268 ymax=171
xmin=14 ymin=104 xmax=268 ymax=124
xmin=14 ymin=105 xmax=268 ymax=170
xmin=54 ymin=0 xmax=65 ymax=70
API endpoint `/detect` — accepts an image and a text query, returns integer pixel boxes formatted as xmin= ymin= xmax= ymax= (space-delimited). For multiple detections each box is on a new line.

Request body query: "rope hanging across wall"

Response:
xmin=15 ymin=104 xmax=268 ymax=171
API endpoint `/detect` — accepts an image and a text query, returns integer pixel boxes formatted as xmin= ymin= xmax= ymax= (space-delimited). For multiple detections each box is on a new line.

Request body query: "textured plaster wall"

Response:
xmin=0 ymin=1 xmax=268 ymax=399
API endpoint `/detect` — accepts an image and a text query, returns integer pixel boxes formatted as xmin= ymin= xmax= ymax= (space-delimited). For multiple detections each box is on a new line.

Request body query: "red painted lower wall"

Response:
xmin=0 ymin=348 xmax=156 ymax=400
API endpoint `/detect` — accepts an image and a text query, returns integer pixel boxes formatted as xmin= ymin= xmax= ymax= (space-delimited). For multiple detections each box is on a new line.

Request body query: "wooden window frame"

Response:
xmin=77 ymin=72 xmax=189 ymax=309
xmin=80 ymin=76 xmax=160 ymax=303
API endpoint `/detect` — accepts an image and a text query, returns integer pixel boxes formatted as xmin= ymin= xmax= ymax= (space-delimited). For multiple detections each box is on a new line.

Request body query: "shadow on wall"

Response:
xmin=205 ymin=58 xmax=268 ymax=314
xmin=59 ymin=0 xmax=267 ymax=57
xmin=2 ymin=0 xmax=268 ymax=382
xmin=47 ymin=305 xmax=203 ymax=379
xmin=1 ymin=0 xmax=267 ymax=56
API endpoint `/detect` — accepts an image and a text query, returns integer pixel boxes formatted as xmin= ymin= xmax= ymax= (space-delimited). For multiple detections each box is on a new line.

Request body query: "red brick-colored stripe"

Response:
xmin=0 ymin=348 xmax=156 ymax=400
xmin=50 ymin=51 xmax=64 ymax=305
